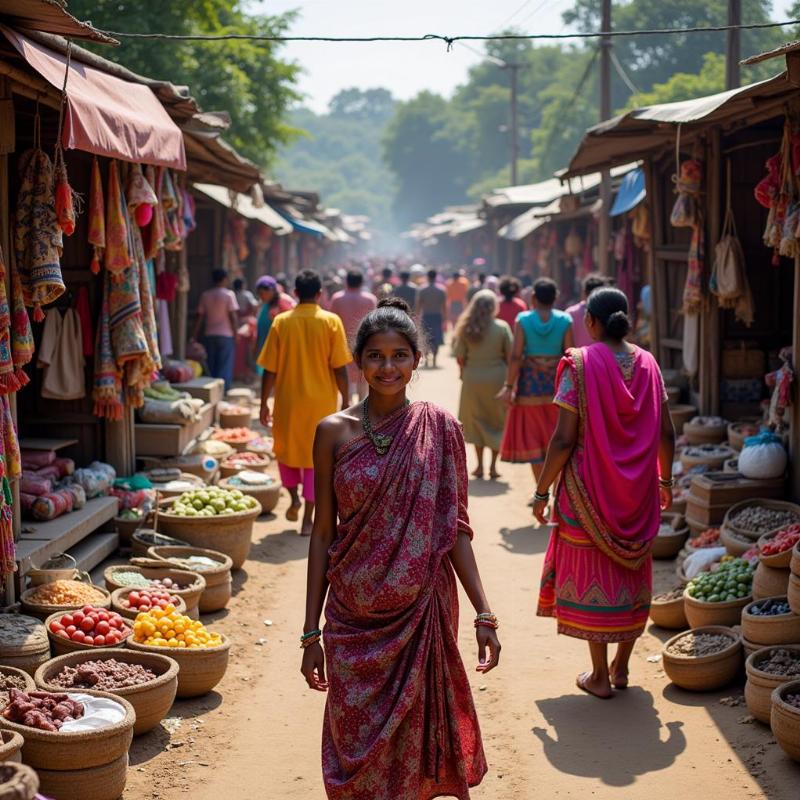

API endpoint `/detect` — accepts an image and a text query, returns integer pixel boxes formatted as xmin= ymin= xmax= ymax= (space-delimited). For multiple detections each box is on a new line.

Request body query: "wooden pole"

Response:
xmin=726 ymin=0 xmax=742 ymax=90
xmin=175 ymin=247 xmax=188 ymax=360
xmin=598 ymin=0 xmax=612 ymax=274
xmin=792 ymin=254 xmax=800 ymax=502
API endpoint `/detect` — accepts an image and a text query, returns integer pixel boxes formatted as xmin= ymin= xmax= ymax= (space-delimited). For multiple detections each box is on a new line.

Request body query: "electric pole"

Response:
xmin=598 ymin=0 xmax=612 ymax=274
xmin=726 ymin=0 xmax=741 ymax=90
xmin=509 ymin=63 xmax=520 ymax=185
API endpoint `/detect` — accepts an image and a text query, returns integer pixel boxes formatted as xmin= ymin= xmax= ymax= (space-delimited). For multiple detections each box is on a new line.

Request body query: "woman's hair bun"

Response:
xmin=605 ymin=310 xmax=631 ymax=340
xmin=378 ymin=297 xmax=411 ymax=314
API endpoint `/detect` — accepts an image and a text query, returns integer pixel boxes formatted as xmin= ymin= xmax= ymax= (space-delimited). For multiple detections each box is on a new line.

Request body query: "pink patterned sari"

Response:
xmin=324 ymin=401 xmax=486 ymax=800
xmin=538 ymin=344 xmax=664 ymax=642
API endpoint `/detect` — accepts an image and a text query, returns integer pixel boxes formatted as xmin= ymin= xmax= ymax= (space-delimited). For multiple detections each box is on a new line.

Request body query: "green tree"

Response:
xmin=69 ymin=0 xmax=300 ymax=167
xmin=625 ymin=52 xmax=726 ymax=108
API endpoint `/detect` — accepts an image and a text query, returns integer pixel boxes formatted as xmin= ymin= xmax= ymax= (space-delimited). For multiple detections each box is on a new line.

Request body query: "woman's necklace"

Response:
xmin=361 ymin=397 xmax=409 ymax=456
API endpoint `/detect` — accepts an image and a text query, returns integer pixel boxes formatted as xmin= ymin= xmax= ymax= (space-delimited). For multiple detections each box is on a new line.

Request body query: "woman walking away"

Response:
xmin=498 ymin=278 xmax=573 ymax=487
xmin=496 ymin=276 xmax=527 ymax=330
xmin=454 ymin=291 xmax=512 ymax=480
xmin=534 ymin=287 xmax=675 ymax=699
xmin=303 ymin=298 xmax=500 ymax=800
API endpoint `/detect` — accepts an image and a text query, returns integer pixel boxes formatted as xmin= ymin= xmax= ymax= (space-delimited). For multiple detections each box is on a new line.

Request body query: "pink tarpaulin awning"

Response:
xmin=1 ymin=25 xmax=186 ymax=169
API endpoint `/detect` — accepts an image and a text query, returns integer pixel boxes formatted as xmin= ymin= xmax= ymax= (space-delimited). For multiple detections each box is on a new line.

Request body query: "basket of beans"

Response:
xmin=652 ymin=514 xmax=690 ymax=560
xmin=742 ymin=597 xmax=800 ymax=648
xmin=649 ymin=587 xmax=688 ymax=630
xmin=771 ymin=679 xmax=800 ymax=761
xmin=45 ymin=607 xmax=132 ymax=656
xmin=20 ymin=580 xmax=111 ymax=622
xmin=683 ymin=557 xmax=754 ymax=627
xmin=724 ymin=500 xmax=800 ymax=542
xmin=662 ymin=626 xmax=743 ymax=691
xmin=0 ymin=763 xmax=38 ymax=797
xmin=758 ymin=525 xmax=800 ymax=569
xmin=0 ymin=667 xmax=35 ymax=723
xmin=35 ymin=650 xmax=179 ymax=736
xmin=110 ymin=587 xmax=187 ymax=620
xmin=745 ymin=646 xmax=800 ymax=724
xmin=103 ymin=565 xmax=205 ymax=619
xmin=680 ymin=444 xmax=736 ymax=472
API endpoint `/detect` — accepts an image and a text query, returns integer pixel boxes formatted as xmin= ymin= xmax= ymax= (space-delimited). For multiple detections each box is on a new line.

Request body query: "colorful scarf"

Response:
xmin=88 ymin=156 xmax=105 ymax=274
xmin=92 ymin=278 xmax=123 ymax=421
xmin=13 ymin=148 xmax=64 ymax=321
xmin=323 ymin=402 xmax=486 ymax=798
xmin=104 ymin=160 xmax=132 ymax=274
xmin=558 ymin=346 xmax=663 ymax=570
xmin=143 ymin=165 xmax=166 ymax=260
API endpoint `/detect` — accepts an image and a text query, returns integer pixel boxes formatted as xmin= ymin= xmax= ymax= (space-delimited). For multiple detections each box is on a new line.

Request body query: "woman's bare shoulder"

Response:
xmin=316 ymin=406 xmax=361 ymax=448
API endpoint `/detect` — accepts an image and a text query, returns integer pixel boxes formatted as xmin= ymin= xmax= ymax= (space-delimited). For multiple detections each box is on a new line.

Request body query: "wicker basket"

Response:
xmin=758 ymin=530 xmax=797 ymax=569
xmin=103 ymin=566 xmax=205 ymax=620
xmin=0 ymin=729 xmax=24 ymax=763
xmin=110 ymin=587 xmax=188 ymax=620
xmin=130 ymin=530 xmax=190 ymax=559
xmin=720 ymin=525 xmax=754 ymax=557
xmin=156 ymin=499 xmax=262 ymax=570
xmin=148 ymin=473 xmax=207 ymax=500
xmin=724 ymin=499 xmax=800 ymax=542
xmin=684 ymin=418 xmax=729 ymax=446
xmin=211 ymin=431 xmax=257 ymax=453
xmin=128 ymin=635 xmax=231 ymax=698
xmin=753 ymin=563 xmax=791 ymax=600
xmin=653 ymin=514 xmax=689 ymax=560
xmin=683 ymin=590 xmax=752 ymax=628
xmin=789 ymin=573 xmax=800 ymax=616
xmin=19 ymin=585 xmax=112 ymax=622
xmin=649 ymin=595 xmax=688 ymax=630
xmin=145 ymin=546 xmax=233 ymax=613
xmin=743 ymin=636 xmax=763 ymax=658
xmin=218 ymin=453 xmax=271 ymax=480
xmin=662 ymin=626 xmax=743 ymax=691
xmin=728 ymin=420 xmax=761 ymax=452
xmin=745 ymin=645 xmax=800 ymax=724
xmin=0 ymin=763 xmax=38 ymax=797
xmin=36 ymin=751 xmax=128 ymax=800
xmin=0 ymin=690 xmax=135 ymax=770
xmin=0 ymin=665 xmax=36 ymax=695
xmin=792 ymin=542 xmax=800 ymax=577
xmin=219 ymin=409 xmax=252 ymax=429
xmin=680 ymin=445 xmax=736 ymax=473
xmin=741 ymin=597 xmax=800 ymax=646
xmin=35 ymin=650 xmax=179 ymax=736
xmin=0 ymin=615 xmax=50 ymax=676
xmin=44 ymin=612 xmax=132 ymax=656
xmin=670 ymin=404 xmax=697 ymax=432
xmin=772 ymin=679 xmax=800 ymax=761
xmin=113 ymin=513 xmax=152 ymax=546
xmin=217 ymin=477 xmax=281 ymax=514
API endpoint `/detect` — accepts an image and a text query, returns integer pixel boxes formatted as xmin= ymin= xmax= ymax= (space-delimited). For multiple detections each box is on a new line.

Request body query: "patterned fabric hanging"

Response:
xmin=104 ymin=160 xmax=132 ymax=274
xmin=88 ymin=157 xmax=105 ymax=274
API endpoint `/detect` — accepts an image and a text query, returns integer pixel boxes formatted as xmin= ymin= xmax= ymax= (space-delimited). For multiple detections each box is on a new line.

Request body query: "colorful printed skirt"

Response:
xmin=537 ymin=486 xmax=652 ymax=643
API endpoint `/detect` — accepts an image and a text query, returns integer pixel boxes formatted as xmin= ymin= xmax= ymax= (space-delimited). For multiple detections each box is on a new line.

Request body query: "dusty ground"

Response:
xmin=124 ymin=350 xmax=800 ymax=800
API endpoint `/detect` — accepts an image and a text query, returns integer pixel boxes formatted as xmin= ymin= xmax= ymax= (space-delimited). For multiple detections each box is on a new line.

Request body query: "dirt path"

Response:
xmin=125 ymin=351 xmax=799 ymax=799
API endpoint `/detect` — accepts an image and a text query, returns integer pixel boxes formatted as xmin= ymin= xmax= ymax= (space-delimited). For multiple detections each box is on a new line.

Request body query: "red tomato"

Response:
xmin=66 ymin=625 xmax=77 ymax=636
xmin=49 ymin=621 xmax=63 ymax=634
xmin=61 ymin=614 xmax=74 ymax=627
xmin=80 ymin=617 xmax=95 ymax=633
xmin=140 ymin=604 xmax=151 ymax=613
xmin=72 ymin=611 xmax=84 ymax=624
xmin=95 ymin=620 xmax=110 ymax=636
xmin=83 ymin=635 xmax=94 ymax=646
xmin=82 ymin=605 xmax=94 ymax=615
xmin=109 ymin=617 xmax=122 ymax=630
xmin=98 ymin=611 xmax=109 ymax=622
xmin=71 ymin=630 xmax=85 ymax=643
xmin=93 ymin=635 xmax=106 ymax=646
xmin=56 ymin=630 xmax=69 ymax=639
xmin=105 ymin=631 xmax=118 ymax=644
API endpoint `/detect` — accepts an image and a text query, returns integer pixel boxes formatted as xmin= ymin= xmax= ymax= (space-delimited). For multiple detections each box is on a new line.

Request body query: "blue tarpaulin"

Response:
xmin=610 ymin=168 xmax=646 ymax=217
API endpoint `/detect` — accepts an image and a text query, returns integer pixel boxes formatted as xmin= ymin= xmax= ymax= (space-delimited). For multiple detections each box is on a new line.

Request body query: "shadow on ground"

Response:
xmin=533 ymin=688 xmax=686 ymax=786
xmin=499 ymin=523 xmax=551 ymax=555
xmin=468 ymin=478 xmax=511 ymax=498
xmin=248 ymin=527 xmax=309 ymax=565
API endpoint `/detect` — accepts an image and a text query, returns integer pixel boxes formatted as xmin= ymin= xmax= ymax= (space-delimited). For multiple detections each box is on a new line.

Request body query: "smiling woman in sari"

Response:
xmin=533 ymin=288 xmax=675 ymax=699
xmin=302 ymin=298 xmax=500 ymax=799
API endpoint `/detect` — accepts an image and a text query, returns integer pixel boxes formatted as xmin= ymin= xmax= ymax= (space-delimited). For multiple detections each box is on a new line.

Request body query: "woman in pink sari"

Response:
xmin=303 ymin=297 xmax=500 ymax=799
xmin=533 ymin=288 xmax=675 ymax=699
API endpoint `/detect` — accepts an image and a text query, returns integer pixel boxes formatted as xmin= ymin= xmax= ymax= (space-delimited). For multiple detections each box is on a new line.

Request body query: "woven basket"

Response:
xmin=35 ymin=650 xmax=179 ymax=736
xmin=0 ymin=763 xmax=38 ymax=797
xmin=128 ymin=635 xmax=230 ymax=698
xmin=110 ymin=587 xmax=188 ymax=621
xmin=212 ymin=431 xmax=257 ymax=453
xmin=684 ymin=418 xmax=729 ymax=446
xmin=792 ymin=542 xmax=800 ymax=577
xmin=680 ymin=445 xmax=736 ymax=473
xmin=720 ymin=525 xmax=754 ymax=557
xmin=217 ymin=477 xmax=281 ymax=514
xmin=649 ymin=596 xmax=688 ymax=630
xmin=728 ymin=420 xmax=761 ymax=452
xmin=724 ymin=499 xmax=800 ymax=542
xmin=19 ymin=586 xmax=112 ymax=622
xmin=0 ymin=616 xmax=50 ymax=677
xmin=743 ymin=636 xmax=764 ymax=658
xmin=44 ymin=612 xmax=131 ymax=656
xmin=156 ymin=500 xmax=261 ymax=570
xmin=148 ymin=472 xmax=207 ymax=500
xmin=653 ymin=514 xmax=689 ymax=560
xmin=145 ymin=546 xmax=233 ymax=613
xmin=772 ymin=679 xmax=800 ymax=761
xmin=742 ymin=597 xmax=800 ymax=646
xmin=0 ymin=690 xmax=134 ymax=770
xmin=113 ymin=514 xmax=152 ymax=546
xmin=36 ymin=751 xmax=128 ymax=800
xmin=104 ymin=566 xmax=205 ymax=620
xmin=683 ymin=590 xmax=752 ymax=628
xmin=662 ymin=626 xmax=743 ymax=691
xmin=0 ymin=729 xmax=24 ymax=763
xmin=219 ymin=453 xmax=270 ymax=480
xmin=758 ymin=531 xmax=797 ymax=569
xmin=745 ymin=645 xmax=800 ymax=724
xmin=130 ymin=530 xmax=190 ymax=559
xmin=789 ymin=573 xmax=800 ymax=616
xmin=219 ymin=410 xmax=252 ymax=429
xmin=670 ymin=404 xmax=697 ymax=432
xmin=753 ymin=563 xmax=791 ymax=600
xmin=0 ymin=665 xmax=35 ymax=695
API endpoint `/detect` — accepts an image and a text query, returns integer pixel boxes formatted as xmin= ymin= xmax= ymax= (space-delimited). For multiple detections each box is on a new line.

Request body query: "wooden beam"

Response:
xmin=792 ymin=254 xmax=800 ymax=502
xmin=702 ymin=129 xmax=722 ymax=415
xmin=644 ymin=158 xmax=665 ymax=364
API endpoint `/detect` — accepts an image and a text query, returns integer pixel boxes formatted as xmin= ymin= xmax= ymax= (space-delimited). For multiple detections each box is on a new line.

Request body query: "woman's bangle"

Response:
xmin=659 ymin=478 xmax=675 ymax=489
xmin=534 ymin=490 xmax=550 ymax=502
xmin=474 ymin=613 xmax=499 ymax=630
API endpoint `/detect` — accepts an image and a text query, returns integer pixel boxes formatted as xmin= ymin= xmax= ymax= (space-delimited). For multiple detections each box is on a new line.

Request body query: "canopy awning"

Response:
xmin=497 ymin=208 xmax=548 ymax=241
xmin=193 ymin=183 xmax=292 ymax=235
xmin=564 ymin=72 xmax=788 ymax=178
xmin=0 ymin=1 xmax=116 ymax=43
xmin=2 ymin=25 xmax=186 ymax=169
xmin=449 ymin=217 xmax=486 ymax=237
xmin=281 ymin=213 xmax=335 ymax=240
xmin=610 ymin=168 xmax=646 ymax=216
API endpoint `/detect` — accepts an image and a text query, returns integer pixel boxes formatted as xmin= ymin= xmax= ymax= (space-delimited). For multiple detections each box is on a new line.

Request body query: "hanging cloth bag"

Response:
xmin=711 ymin=160 xmax=754 ymax=326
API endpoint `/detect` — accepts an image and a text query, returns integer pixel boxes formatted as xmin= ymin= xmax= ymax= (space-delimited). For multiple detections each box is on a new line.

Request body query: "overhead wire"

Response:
xmin=610 ymin=50 xmax=641 ymax=95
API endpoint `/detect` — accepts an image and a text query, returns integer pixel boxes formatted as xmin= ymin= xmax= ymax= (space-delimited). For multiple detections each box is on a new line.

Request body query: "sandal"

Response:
xmin=286 ymin=501 xmax=302 ymax=523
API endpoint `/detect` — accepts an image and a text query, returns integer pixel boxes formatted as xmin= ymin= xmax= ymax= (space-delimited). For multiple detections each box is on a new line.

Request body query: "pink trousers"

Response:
xmin=278 ymin=464 xmax=315 ymax=503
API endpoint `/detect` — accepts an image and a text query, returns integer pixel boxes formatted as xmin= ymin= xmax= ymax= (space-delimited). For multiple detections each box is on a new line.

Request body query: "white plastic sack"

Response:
xmin=739 ymin=442 xmax=787 ymax=480
xmin=60 ymin=693 xmax=127 ymax=733
xmin=682 ymin=547 xmax=727 ymax=580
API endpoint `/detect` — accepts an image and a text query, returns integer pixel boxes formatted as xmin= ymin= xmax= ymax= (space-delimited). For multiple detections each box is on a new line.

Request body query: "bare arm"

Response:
xmin=532 ymin=407 xmax=579 ymax=524
xmin=259 ymin=370 xmax=276 ymax=426
xmin=497 ymin=325 xmax=526 ymax=404
xmin=659 ymin=400 xmax=677 ymax=510
xmin=191 ymin=311 xmax=203 ymax=342
xmin=229 ymin=310 xmax=239 ymax=342
xmin=333 ymin=365 xmax=349 ymax=409
xmin=562 ymin=324 xmax=575 ymax=351
xmin=300 ymin=420 xmax=341 ymax=691
xmin=449 ymin=533 xmax=501 ymax=673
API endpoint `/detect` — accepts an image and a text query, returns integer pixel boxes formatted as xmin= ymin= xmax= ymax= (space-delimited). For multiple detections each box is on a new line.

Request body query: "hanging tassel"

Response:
xmin=90 ymin=247 xmax=101 ymax=275
xmin=32 ymin=304 xmax=44 ymax=323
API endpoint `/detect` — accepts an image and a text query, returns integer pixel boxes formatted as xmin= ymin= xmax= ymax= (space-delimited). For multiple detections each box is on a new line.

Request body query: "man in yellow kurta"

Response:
xmin=258 ymin=269 xmax=350 ymax=534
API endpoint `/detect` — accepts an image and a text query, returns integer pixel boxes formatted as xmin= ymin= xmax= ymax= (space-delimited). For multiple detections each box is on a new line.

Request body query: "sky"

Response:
xmin=254 ymin=0 xmax=796 ymax=113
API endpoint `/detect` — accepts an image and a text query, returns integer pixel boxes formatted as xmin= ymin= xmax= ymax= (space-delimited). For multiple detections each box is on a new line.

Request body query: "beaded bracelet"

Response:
xmin=659 ymin=478 xmax=675 ymax=489
xmin=474 ymin=613 xmax=499 ymax=630
xmin=300 ymin=629 xmax=322 ymax=649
